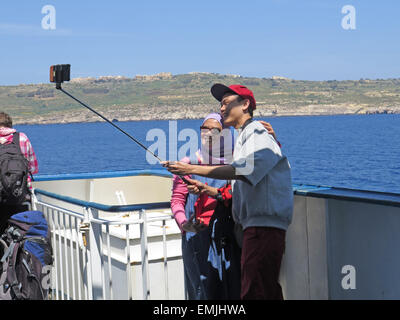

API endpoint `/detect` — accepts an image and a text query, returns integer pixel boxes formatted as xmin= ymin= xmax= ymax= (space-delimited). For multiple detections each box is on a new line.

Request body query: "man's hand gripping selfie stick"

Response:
xmin=49 ymin=64 xmax=190 ymax=184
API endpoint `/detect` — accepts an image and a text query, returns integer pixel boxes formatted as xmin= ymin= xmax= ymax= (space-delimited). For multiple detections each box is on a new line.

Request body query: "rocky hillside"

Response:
xmin=1 ymin=72 xmax=400 ymax=124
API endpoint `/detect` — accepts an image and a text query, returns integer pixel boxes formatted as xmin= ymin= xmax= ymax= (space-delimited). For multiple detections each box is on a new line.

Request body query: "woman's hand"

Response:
xmin=259 ymin=120 xmax=278 ymax=141
xmin=182 ymin=214 xmax=208 ymax=233
xmin=185 ymin=178 xmax=219 ymax=197
xmin=186 ymin=180 xmax=202 ymax=195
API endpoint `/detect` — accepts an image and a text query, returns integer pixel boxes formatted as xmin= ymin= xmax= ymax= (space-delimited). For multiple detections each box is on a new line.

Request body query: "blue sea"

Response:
xmin=15 ymin=114 xmax=400 ymax=194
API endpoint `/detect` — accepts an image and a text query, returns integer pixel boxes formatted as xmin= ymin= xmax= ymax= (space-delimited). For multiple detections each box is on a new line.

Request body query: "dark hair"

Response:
xmin=248 ymin=108 xmax=254 ymax=117
xmin=0 ymin=112 xmax=12 ymax=128
xmin=237 ymin=96 xmax=253 ymax=117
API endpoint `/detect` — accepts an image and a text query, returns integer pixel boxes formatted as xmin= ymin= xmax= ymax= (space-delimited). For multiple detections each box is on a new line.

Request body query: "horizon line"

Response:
xmin=1 ymin=72 xmax=399 ymax=87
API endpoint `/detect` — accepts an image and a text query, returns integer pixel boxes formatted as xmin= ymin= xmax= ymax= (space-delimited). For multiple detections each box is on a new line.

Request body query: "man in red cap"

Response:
xmin=163 ymin=83 xmax=293 ymax=300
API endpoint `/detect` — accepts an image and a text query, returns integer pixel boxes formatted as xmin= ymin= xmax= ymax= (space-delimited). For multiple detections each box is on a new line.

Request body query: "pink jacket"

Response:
xmin=171 ymin=150 xmax=208 ymax=233
xmin=170 ymin=156 xmax=192 ymax=233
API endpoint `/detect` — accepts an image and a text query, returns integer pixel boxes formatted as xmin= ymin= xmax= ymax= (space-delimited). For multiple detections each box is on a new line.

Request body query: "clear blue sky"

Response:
xmin=1 ymin=0 xmax=399 ymax=85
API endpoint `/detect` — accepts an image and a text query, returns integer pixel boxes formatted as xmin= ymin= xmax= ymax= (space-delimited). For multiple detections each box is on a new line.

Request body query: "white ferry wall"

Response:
xmin=32 ymin=170 xmax=400 ymax=300
xmin=33 ymin=170 xmax=173 ymax=213
xmin=33 ymin=170 xmax=184 ymax=300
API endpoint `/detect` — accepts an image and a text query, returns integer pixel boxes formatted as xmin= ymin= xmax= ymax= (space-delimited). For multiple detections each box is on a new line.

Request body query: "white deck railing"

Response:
xmin=32 ymin=189 xmax=184 ymax=300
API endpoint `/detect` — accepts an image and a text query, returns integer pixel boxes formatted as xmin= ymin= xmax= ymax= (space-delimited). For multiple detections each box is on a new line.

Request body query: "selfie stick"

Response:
xmin=51 ymin=65 xmax=190 ymax=184
xmin=56 ymin=84 xmax=163 ymax=162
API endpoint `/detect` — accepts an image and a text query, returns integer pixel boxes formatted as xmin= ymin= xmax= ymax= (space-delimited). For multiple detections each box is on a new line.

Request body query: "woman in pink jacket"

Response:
xmin=171 ymin=113 xmax=230 ymax=299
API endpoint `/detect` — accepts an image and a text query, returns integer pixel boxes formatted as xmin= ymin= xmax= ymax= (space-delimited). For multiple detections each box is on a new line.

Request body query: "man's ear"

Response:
xmin=241 ymin=99 xmax=250 ymax=113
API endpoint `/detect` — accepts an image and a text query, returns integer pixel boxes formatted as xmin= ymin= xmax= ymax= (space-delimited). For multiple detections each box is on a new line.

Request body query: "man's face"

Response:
xmin=220 ymin=93 xmax=245 ymax=127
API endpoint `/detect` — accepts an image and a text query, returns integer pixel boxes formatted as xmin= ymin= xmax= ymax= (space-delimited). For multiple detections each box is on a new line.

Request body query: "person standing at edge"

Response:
xmin=0 ymin=112 xmax=39 ymax=233
xmin=163 ymin=84 xmax=293 ymax=300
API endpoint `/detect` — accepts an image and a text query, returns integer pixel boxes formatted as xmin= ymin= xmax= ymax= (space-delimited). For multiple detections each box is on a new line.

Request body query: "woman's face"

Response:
xmin=200 ymin=118 xmax=223 ymax=149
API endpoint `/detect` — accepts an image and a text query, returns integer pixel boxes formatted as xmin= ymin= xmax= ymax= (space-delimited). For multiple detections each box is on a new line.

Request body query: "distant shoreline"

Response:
xmin=14 ymin=111 xmax=399 ymax=126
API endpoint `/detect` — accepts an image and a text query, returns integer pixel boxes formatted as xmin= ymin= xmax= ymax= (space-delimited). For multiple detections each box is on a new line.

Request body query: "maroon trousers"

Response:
xmin=240 ymin=226 xmax=286 ymax=300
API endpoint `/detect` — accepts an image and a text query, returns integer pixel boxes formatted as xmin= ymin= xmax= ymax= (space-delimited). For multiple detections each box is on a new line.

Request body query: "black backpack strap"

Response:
xmin=0 ymin=241 xmax=15 ymax=264
xmin=6 ymin=241 xmax=24 ymax=299
xmin=11 ymin=132 xmax=20 ymax=146
xmin=10 ymin=132 xmax=26 ymax=159
xmin=0 ymin=239 xmax=12 ymax=299
xmin=0 ymin=257 xmax=9 ymax=298
xmin=11 ymin=132 xmax=29 ymax=170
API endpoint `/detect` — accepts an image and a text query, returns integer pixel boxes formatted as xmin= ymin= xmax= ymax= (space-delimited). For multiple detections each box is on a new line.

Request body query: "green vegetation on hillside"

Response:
xmin=2 ymin=73 xmax=400 ymax=124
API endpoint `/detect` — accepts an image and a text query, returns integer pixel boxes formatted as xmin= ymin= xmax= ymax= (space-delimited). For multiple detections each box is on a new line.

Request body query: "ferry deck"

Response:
xmin=31 ymin=169 xmax=400 ymax=300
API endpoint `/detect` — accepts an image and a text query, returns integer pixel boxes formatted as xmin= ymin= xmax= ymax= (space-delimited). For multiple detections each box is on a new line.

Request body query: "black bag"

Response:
xmin=0 ymin=133 xmax=29 ymax=205
xmin=0 ymin=211 xmax=53 ymax=300
xmin=205 ymin=201 xmax=241 ymax=300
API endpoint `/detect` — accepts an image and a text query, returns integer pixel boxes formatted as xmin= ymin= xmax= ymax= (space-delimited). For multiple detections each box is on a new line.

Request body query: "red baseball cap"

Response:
xmin=211 ymin=83 xmax=257 ymax=110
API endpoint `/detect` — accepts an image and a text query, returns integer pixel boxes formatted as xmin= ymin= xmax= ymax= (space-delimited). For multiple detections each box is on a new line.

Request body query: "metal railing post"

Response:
xmin=139 ymin=209 xmax=150 ymax=299
xmin=162 ymin=219 xmax=169 ymax=299
xmin=125 ymin=224 xmax=132 ymax=300
xmin=87 ymin=208 xmax=104 ymax=300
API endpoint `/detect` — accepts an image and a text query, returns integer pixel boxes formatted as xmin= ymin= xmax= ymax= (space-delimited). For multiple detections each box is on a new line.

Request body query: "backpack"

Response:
xmin=0 ymin=132 xmax=30 ymax=205
xmin=0 ymin=211 xmax=53 ymax=300
xmin=205 ymin=201 xmax=241 ymax=300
